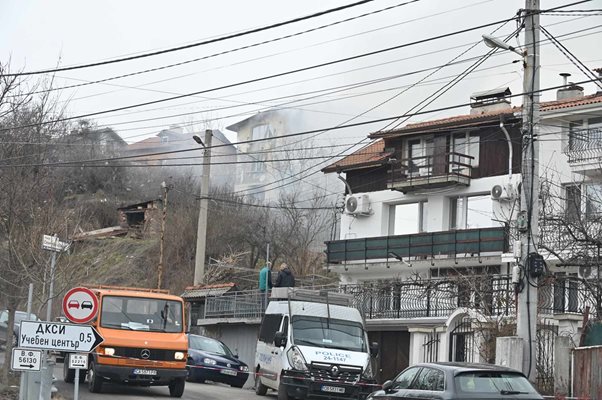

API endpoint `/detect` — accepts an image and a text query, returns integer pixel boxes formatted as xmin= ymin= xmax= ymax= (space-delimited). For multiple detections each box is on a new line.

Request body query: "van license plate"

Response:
xmin=321 ymin=385 xmax=345 ymax=394
xmin=133 ymin=369 xmax=157 ymax=375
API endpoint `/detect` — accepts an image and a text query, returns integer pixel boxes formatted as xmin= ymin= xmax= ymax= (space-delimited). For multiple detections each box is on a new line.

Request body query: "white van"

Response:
xmin=254 ymin=288 xmax=378 ymax=400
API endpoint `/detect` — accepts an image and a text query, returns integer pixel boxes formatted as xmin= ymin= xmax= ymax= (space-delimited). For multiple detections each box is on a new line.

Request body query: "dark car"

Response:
xmin=186 ymin=334 xmax=249 ymax=388
xmin=367 ymin=362 xmax=543 ymax=400
xmin=0 ymin=310 xmax=40 ymax=347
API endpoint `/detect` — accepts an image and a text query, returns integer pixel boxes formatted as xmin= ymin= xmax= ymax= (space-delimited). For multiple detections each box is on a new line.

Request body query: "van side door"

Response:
xmin=256 ymin=313 xmax=284 ymax=388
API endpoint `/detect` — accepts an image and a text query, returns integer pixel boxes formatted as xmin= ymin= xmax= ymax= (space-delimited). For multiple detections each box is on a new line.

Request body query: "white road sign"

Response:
xmin=11 ymin=348 xmax=42 ymax=372
xmin=42 ymin=234 xmax=70 ymax=252
xmin=68 ymin=353 xmax=88 ymax=370
xmin=19 ymin=321 xmax=103 ymax=352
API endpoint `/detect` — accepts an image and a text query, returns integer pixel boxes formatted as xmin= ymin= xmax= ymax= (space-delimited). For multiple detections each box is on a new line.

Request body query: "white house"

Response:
xmin=322 ymin=76 xmax=602 ymax=388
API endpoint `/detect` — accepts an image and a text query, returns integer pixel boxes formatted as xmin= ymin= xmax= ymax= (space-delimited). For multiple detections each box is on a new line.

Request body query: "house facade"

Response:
xmin=322 ymin=79 xmax=602 ymax=388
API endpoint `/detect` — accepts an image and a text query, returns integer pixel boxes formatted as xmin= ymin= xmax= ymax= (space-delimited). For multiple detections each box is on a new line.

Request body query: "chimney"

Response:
xmin=556 ymin=73 xmax=584 ymax=100
xmin=470 ymin=87 xmax=512 ymax=115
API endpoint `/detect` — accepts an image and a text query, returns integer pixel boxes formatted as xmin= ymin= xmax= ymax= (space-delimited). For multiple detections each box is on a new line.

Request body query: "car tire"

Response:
xmin=88 ymin=362 xmax=102 ymax=393
xmin=255 ymin=375 xmax=268 ymax=396
xmin=169 ymin=378 xmax=185 ymax=397
xmin=63 ymin=361 xmax=75 ymax=383
xmin=277 ymin=381 xmax=290 ymax=400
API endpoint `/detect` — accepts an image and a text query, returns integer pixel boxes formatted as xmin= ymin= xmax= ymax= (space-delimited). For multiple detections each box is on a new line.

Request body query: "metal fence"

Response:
xmin=201 ymin=276 xmax=599 ymax=321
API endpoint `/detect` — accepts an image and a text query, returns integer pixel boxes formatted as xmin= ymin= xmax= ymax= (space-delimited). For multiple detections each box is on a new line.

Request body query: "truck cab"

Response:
xmin=254 ymin=288 xmax=378 ymax=400
xmin=63 ymin=285 xmax=188 ymax=397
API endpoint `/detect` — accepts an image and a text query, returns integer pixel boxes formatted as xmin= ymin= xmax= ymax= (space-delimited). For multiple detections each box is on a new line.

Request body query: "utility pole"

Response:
xmin=194 ymin=129 xmax=212 ymax=285
xmin=517 ymin=0 xmax=540 ymax=382
xmin=157 ymin=181 xmax=169 ymax=289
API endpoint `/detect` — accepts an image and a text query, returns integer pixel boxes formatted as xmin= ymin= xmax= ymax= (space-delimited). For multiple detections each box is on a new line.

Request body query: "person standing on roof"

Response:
xmin=274 ymin=263 xmax=295 ymax=287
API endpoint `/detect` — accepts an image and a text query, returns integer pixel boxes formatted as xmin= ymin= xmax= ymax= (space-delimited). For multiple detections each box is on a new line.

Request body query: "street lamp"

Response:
xmin=482 ymin=34 xmax=523 ymax=56
xmin=483 ymin=1 xmax=540 ymax=382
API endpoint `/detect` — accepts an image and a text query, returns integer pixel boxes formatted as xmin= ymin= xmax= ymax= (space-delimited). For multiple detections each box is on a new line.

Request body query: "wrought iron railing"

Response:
xmin=566 ymin=127 xmax=602 ymax=162
xmin=325 ymin=227 xmax=508 ymax=264
xmin=199 ymin=276 xmax=600 ymax=321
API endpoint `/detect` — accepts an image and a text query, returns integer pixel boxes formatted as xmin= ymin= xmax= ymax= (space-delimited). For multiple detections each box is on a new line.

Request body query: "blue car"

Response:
xmin=186 ymin=334 xmax=249 ymax=388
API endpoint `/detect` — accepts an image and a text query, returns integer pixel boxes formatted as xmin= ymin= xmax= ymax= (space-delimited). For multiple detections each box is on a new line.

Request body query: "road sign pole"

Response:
xmin=74 ymin=368 xmax=80 ymax=400
xmin=19 ymin=283 xmax=34 ymax=400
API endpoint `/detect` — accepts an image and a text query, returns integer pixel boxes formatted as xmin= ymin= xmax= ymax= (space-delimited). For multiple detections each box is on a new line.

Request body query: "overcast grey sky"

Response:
xmin=1 ymin=0 xmax=601 ymax=144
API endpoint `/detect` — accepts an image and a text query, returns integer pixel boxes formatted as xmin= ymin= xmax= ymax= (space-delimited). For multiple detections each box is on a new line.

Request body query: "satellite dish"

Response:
xmin=346 ymin=196 xmax=358 ymax=213
xmin=491 ymin=185 xmax=503 ymax=199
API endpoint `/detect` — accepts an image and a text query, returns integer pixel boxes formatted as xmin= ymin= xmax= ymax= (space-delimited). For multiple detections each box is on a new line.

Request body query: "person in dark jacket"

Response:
xmin=274 ymin=263 xmax=295 ymax=287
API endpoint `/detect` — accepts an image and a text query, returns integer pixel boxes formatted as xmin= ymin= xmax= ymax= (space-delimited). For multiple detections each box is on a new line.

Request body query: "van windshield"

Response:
xmin=100 ymin=296 xmax=183 ymax=333
xmin=291 ymin=315 xmax=366 ymax=352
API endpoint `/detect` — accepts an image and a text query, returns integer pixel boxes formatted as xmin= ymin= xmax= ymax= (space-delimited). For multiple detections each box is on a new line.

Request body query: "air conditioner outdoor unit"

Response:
xmin=345 ymin=194 xmax=371 ymax=216
xmin=491 ymin=183 xmax=516 ymax=201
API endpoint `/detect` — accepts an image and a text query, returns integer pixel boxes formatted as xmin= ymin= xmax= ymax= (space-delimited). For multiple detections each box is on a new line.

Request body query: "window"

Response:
xmin=390 ymin=202 xmax=428 ymax=235
xmin=565 ymin=185 xmax=581 ymax=221
xmin=450 ymin=195 xmax=494 ymax=230
xmin=252 ymin=124 xmax=273 ymax=141
xmin=100 ymin=296 xmax=183 ymax=333
xmin=585 ymin=183 xmax=602 ymax=216
xmin=406 ymin=137 xmax=433 ymax=176
xmin=568 ymin=117 xmax=602 ymax=151
xmin=393 ymin=367 xmax=421 ymax=389
xmin=292 ymin=316 xmax=366 ymax=352
xmin=410 ymin=367 xmax=445 ymax=391
xmin=456 ymin=372 xmax=537 ymax=394
xmin=568 ymin=121 xmax=584 ymax=151
xmin=451 ymin=132 xmax=479 ymax=169
xmin=259 ymin=314 xmax=283 ymax=343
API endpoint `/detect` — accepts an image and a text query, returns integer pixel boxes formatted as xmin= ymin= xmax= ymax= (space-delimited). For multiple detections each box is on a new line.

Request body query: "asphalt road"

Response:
xmin=53 ymin=363 xmax=276 ymax=400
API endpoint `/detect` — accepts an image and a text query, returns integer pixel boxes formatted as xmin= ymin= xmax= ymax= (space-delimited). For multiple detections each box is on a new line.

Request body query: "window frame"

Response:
xmin=409 ymin=366 xmax=445 ymax=391
xmin=389 ymin=201 xmax=428 ymax=235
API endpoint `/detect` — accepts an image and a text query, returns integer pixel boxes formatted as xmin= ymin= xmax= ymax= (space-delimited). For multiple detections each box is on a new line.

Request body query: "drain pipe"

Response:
xmin=499 ymin=119 xmax=513 ymax=180
xmin=337 ymin=172 xmax=353 ymax=195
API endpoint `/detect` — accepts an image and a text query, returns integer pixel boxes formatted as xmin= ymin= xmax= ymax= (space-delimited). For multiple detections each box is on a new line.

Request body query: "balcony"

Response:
xmin=325 ymin=227 xmax=508 ymax=264
xmin=565 ymin=127 xmax=602 ymax=174
xmin=388 ymin=152 xmax=473 ymax=193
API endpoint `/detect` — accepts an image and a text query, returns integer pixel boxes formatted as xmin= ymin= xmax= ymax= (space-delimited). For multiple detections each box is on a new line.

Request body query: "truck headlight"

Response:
xmin=203 ymin=358 xmax=217 ymax=365
xmin=286 ymin=346 xmax=308 ymax=371
xmin=174 ymin=352 xmax=185 ymax=360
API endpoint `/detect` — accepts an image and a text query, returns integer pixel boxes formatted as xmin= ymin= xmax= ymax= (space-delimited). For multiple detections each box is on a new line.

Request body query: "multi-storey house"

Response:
xmin=321 ymin=75 xmax=602 ymax=387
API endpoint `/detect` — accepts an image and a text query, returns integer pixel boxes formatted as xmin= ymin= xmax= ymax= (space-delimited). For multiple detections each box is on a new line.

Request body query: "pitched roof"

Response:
xmin=322 ymin=140 xmax=392 ymax=173
xmin=324 ymin=93 xmax=602 ymax=173
xmin=181 ymin=282 xmax=237 ymax=300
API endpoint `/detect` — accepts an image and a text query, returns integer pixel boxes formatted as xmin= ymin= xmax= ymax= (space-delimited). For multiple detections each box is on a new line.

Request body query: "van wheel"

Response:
xmin=169 ymin=378 xmax=185 ymax=397
xmin=277 ymin=381 xmax=290 ymax=400
xmin=88 ymin=362 xmax=102 ymax=393
xmin=63 ymin=361 xmax=75 ymax=383
xmin=255 ymin=375 xmax=268 ymax=396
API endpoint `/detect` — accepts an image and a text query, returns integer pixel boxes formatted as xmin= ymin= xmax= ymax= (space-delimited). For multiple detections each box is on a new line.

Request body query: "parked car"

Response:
xmin=186 ymin=334 xmax=249 ymax=388
xmin=0 ymin=310 xmax=40 ymax=347
xmin=367 ymin=362 xmax=543 ymax=400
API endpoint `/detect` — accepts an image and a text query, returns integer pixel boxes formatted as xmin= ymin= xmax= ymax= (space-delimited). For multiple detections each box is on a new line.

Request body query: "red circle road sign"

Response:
xmin=62 ymin=287 xmax=98 ymax=324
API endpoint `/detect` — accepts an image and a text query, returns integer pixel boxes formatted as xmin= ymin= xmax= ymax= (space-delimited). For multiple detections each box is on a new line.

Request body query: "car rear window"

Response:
xmin=456 ymin=371 xmax=537 ymax=394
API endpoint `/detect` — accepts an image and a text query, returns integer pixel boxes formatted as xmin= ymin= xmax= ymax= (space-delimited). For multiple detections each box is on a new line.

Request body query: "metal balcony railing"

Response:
xmin=199 ymin=276 xmax=600 ymax=322
xmin=389 ymin=152 xmax=473 ymax=191
xmin=566 ymin=127 xmax=602 ymax=163
xmin=325 ymin=227 xmax=508 ymax=264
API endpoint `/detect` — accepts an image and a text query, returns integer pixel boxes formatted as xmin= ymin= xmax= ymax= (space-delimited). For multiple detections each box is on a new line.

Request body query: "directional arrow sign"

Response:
xmin=11 ymin=348 xmax=42 ymax=372
xmin=19 ymin=320 xmax=103 ymax=352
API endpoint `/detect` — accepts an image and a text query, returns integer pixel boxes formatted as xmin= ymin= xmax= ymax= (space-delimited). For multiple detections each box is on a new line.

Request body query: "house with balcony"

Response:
xmin=322 ymin=77 xmax=602 ymax=387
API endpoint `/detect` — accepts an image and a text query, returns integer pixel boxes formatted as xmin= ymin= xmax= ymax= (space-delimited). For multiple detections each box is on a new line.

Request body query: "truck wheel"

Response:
xmin=255 ymin=375 xmax=268 ymax=396
xmin=88 ymin=362 xmax=103 ymax=393
xmin=169 ymin=378 xmax=185 ymax=397
xmin=277 ymin=381 xmax=290 ymax=400
xmin=63 ymin=361 xmax=75 ymax=383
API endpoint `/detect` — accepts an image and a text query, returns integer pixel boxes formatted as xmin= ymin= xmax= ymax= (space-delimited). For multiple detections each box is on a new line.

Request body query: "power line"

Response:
xmin=1 ymin=0 xmax=380 ymax=77
xmin=2 ymin=14 xmax=534 ymax=132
